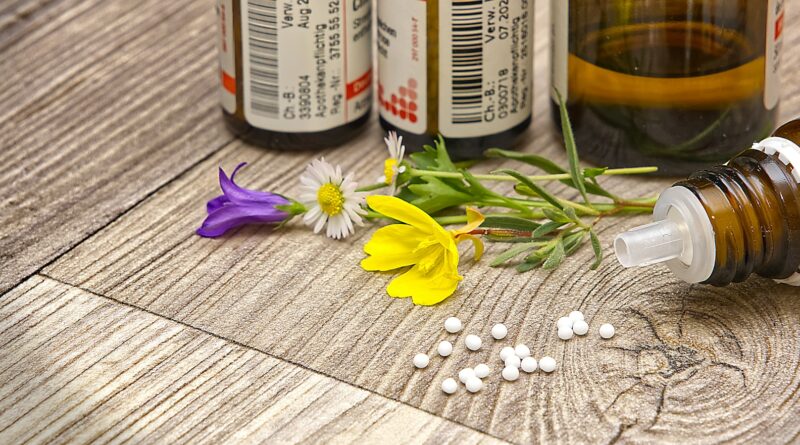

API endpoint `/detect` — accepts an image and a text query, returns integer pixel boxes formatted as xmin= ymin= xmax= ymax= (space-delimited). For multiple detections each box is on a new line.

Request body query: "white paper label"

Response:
xmin=241 ymin=0 xmax=372 ymax=132
xmin=550 ymin=0 xmax=568 ymax=102
xmin=765 ymin=0 xmax=784 ymax=110
xmin=439 ymin=0 xmax=533 ymax=138
xmin=377 ymin=0 xmax=427 ymax=134
xmin=217 ymin=0 xmax=236 ymax=113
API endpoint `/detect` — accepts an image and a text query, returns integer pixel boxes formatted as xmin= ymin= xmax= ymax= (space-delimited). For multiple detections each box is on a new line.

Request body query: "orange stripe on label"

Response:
xmin=221 ymin=70 xmax=236 ymax=95
xmin=346 ymin=69 xmax=372 ymax=100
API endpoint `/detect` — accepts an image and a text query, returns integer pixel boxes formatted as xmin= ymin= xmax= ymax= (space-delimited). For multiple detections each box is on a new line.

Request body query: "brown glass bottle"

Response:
xmin=377 ymin=0 xmax=533 ymax=160
xmin=551 ymin=0 xmax=785 ymax=175
xmin=216 ymin=0 xmax=373 ymax=150
xmin=615 ymin=118 xmax=800 ymax=286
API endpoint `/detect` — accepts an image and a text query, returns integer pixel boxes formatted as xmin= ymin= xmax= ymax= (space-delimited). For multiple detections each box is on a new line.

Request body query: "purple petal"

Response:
xmin=197 ymin=203 xmax=289 ymax=238
xmin=220 ymin=163 xmax=288 ymax=205
xmin=206 ymin=195 xmax=230 ymax=213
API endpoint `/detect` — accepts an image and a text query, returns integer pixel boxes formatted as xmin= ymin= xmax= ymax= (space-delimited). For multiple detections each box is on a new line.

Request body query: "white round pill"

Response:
xmin=437 ymin=341 xmax=453 ymax=357
xmin=572 ymin=320 xmax=589 ymax=336
xmin=499 ymin=346 xmax=516 ymax=361
xmin=556 ymin=316 xmax=573 ymax=330
xmin=466 ymin=376 xmax=483 ymax=393
xmin=569 ymin=311 xmax=584 ymax=322
xmin=442 ymin=378 xmax=458 ymax=394
xmin=558 ymin=327 xmax=574 ymax=340
xmin=502 ymin=366 xmax=520 ymax=381
xmin=444 ymin=317 xmax=462 ymax=333
xmin=413 ymin=353 xmax=430 ymax=369
xmin=539 ymin=356 xmax=557 ymax=373
xmin=515 ymin=344 xmax=531 ymax=358
xmin=458 ymin=368 xmax=476 ymax=384
xmin=521 ymin=357 xmax=538 ymax=373
xmin=491 ymin=323 xmax=508 ymax=340
xmin=599 ymin=323 xmax=615 ymax=339
xmin=474 ymin=363 xmax=490 ymax=379
xmin=505 ymin=355 xmax=521 ymax=369
xmin=465 ymin=334 xmax=482 ymax=351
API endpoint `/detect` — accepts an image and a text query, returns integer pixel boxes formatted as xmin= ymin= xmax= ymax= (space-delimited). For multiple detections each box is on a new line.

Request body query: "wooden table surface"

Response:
xmin=2 ymin=1 xmax=800 ymax=444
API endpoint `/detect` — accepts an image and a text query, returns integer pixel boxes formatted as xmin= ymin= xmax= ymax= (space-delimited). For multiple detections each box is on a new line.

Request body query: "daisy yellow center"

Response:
xmin=383 ymin=159 xmax=398 ymax=184
xmin=317 ymin=183 xmax=345 ymax=216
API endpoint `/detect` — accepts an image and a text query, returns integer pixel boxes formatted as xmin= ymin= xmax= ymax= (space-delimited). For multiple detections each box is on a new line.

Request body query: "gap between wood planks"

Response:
xmin=38 ymin=273 xmax=517 ymax=445
xmin=0 ymin=136 xmax=237 ymax=302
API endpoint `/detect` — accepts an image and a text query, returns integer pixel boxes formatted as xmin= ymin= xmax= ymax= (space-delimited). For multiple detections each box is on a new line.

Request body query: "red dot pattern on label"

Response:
xmin=378 ymin=78 xmax=418 ymax=124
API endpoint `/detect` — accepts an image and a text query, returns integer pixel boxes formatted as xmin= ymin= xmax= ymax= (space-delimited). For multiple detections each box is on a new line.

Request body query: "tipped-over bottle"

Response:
xmin=615 ymin=118 xmax=800 ymax=286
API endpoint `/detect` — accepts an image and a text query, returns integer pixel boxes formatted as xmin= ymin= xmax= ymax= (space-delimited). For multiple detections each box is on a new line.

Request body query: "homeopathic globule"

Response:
xmin=615 ymin=119 xmax=800 ymax=287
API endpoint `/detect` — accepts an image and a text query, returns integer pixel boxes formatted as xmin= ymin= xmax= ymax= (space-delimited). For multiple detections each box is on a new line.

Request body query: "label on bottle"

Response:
xmin=551 ymin=0 xmax=568 ymax=102
xmin=217 ymin=0 xmax=236 ymax=113
xmin=239 ymin=0 xmax=372 ymax=133
xmin=765 ymin=0 xmax=784 ymax=110
xmin=438 ymin=0 xmax=533 ymax=138
xmin=377 ymin=0 xmax=428 ymax=134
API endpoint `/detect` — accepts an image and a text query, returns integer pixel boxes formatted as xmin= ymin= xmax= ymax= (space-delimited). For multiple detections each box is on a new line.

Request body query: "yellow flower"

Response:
xmin=361 ymin=196 xmax=484 ymax=305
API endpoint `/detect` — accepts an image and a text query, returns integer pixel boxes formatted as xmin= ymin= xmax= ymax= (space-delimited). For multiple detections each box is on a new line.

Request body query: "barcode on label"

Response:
xmin=246 ymin=0 xmax=279 ymax=118
xmin=450 ymin=0 xmax=483 ymax=125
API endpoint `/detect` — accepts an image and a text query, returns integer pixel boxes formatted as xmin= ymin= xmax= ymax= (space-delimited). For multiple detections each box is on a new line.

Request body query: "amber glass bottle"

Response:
xmin=377 ymin=0 xmax=533 ymax=160
xmin=216 ymin=0 xmax=373 ymax=150
xmin=615 ymin=118 xmax=800 ymax=287
xmin=552 ymin=0 xmax=785 ymax=175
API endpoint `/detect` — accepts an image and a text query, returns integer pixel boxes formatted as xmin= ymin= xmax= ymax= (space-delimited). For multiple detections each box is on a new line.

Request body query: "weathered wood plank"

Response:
xmin=0 ymin=0 xmax=234 ymax=293
xmin=0 ymin=276 xmax=507 ymax=445
xmin=45 ymin=4 xmax=800 ymax=444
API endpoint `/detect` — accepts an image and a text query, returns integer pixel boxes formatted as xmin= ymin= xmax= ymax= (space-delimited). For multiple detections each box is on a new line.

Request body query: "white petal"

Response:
xmin=303 ymin=205 xmax=322 ymax=224
xmin=313 ymin=214 xmax=327 ymax=233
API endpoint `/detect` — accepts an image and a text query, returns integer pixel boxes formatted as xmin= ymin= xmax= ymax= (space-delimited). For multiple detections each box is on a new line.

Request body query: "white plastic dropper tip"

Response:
xmin=614 ymin=220 xmax=685 ymax=268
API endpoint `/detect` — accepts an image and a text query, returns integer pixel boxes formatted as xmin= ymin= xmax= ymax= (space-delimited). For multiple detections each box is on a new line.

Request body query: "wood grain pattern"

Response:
xmin=0 ymin=275 xmax=506 ymax=445
xmin=0 ymin=0 xmax=234 ymax=293
xmin=44 ymin=3 xmax=800 ymax=444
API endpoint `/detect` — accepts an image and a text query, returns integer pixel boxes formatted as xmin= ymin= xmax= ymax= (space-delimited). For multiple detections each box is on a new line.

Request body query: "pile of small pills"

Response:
xmin=413 ymin=315 xmax=616 ymax=395
xmin=556 ymin=311 xmax=613 ymax=341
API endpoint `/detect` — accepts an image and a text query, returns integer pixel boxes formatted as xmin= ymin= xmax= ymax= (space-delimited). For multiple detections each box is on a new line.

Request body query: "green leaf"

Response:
xmin=563 ymin=231 xmax=587 ymax=255
xmin=590 ymin=230 xmax=603 ymax=270
xmin=542 ymin=208 xmax=572 ymax=224
xmin=490 ymin=242 xmax=540 ymax=267
xmin=516 ymin=258 xmax=544 ymax=272
xmin=554 ymin=89 xmax=591 ymax=206
xmin=563 ymin=207 xmax=579 ymax=221
xmin=482 ymin=216 xmax=540 ymax=232
xmin=485 ymin=148 xmax=566 ymax=174
xmin=583 ymin=167 xmax=608 ymax=178
xmin=495 ymin=169 xmax=563 ymax=210
xmin=542 ymin=239 xmax=566 ymax=270
xmin=532 ymin=221 xmax=564 ymax=238
xmin=486 ymin=235 xmax=541 ymax=243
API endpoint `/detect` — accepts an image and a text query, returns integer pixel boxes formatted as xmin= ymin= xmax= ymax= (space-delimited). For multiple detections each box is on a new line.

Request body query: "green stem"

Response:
xmin=356 ymin=182 xmax=389 ymax=193
xmin=407 ymin=166 xmax=658 ymax=183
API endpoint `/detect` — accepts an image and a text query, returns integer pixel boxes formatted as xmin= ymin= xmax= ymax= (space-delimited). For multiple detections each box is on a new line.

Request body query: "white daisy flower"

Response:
xmin=377 ymin=131 xmax=407 ymax=195
xmin=299 ymin=158 xmax=367 ymax=240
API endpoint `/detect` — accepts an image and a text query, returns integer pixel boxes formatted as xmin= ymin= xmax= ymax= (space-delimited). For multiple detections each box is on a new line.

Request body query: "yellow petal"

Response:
xmin=366 ymin=196 xmax=448 ymax=240
xmin=451 ymin=207 xmax=485 ymax=236
xmin=386 ymin=251 xmax=462 ymax=306
xmin=455 ymin=234 xmax=484 ymax=262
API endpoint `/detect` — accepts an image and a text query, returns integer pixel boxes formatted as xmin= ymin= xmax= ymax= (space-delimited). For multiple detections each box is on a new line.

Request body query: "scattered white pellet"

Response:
xmin=539 ymin=356 xmax=557 ymax=373
xmin=521 ymin=357 xmax=538 ymax=373
xmin=459 ymin=368 xmax=476 ymax=384
xmin=599 ymin=323 xmax=615 ymax=339
xmin=558 ymin=327 xmax=574 ymax=340
xmin=572 ymin=320 xmax=589 ymax=336
xmin=569 ymin=311 xmax=584 ymax=323
xmin=465 ymin=376 xmax=484 ymax=393
xmin=504 ymin=355 xmax=521 ymax=369
xmin=442 ymin=378 xmax=458 ymax=394
xmin=499 ymin=346 xmax=516 ymax=361
xmin=556 ymin=316 xmax=573 ymax=330
xmin=514 ymin=344 xmax=531 ymax=358
xmin=413 ymin=353 xmax=430 ymax=369
xmin=474 ymin=363 xmax=490 ymax=379
xmin=465 ymin=334 xmax=482 ymax=351
xmin=491 ymin=323 xmax=508 ymax=340
xmin=502 ymin=366 xmax=520 ymax=381
xmin=445 ymin=317 xmax=463 ymax=333
xmin=437 ymin=341 xmax=453 ymax=357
